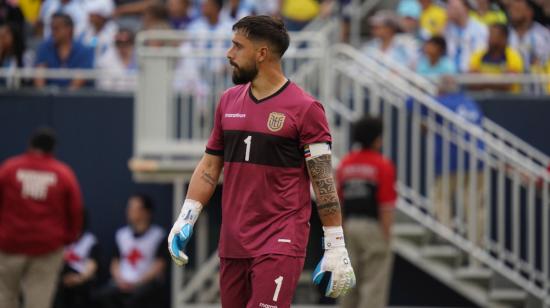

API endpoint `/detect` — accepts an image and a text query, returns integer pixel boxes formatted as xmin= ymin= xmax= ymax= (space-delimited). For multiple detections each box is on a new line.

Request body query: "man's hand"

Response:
xmin=167 ymin=199 xmax=203 ymax=266
xmin=313 ymin=226 xmax=356 ymax=298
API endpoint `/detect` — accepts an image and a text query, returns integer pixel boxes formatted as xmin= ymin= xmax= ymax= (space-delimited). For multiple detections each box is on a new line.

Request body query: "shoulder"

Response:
xmin=115 ymin=226 xmax=131 ymax=240
xmin=378 ymin=155 xmax=396 ymax=172
xmin=0 ymin=155 xmax=25 ymax=175
xmin=73 ymin=41 xmax=94 ymax=56
xmin=219 ymin=84 xmax=248 ymax=105
xmin=51 ymin=159 xmax=78 ymax=180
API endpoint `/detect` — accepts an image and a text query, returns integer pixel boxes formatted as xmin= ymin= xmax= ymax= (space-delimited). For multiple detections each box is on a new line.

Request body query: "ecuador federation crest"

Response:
xmin=267 ymin=112 xmax=286 ymax=132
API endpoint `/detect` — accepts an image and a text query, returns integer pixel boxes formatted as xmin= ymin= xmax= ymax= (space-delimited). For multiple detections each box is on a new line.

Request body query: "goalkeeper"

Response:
xmin=168 ymin=15 xmax=355 ymax=308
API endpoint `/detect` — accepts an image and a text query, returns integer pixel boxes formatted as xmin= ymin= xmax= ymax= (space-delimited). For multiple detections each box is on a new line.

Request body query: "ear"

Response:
xmin=256 ymin=45 xmax=269 ymax=63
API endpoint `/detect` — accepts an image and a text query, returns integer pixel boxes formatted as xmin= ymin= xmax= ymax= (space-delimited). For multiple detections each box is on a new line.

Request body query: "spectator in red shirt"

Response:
xmin=337 ymin=115 xmax=397 ymax=308
xmin=0 ymin=127 xmax=83 ymax=308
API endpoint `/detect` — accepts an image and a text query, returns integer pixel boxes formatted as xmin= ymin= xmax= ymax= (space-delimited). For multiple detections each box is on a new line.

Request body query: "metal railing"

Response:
xmin=133 ymin=27 xmax=334 ymax=163
xmin=329 ymin=44 xmax=550 ymax=305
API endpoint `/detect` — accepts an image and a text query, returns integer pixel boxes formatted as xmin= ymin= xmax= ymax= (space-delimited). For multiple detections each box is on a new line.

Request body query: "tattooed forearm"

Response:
xmin=307 ymin=154 xmax=342 ymax=220
xmin=200 ymin=171 xmax=216 ymax=187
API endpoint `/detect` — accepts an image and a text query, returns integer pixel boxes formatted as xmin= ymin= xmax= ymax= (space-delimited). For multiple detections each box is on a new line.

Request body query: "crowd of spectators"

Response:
xmin=1 ymin=0 xmax=550 ymax=92
xmin=365 ymin=0 xmax=550 ymax=92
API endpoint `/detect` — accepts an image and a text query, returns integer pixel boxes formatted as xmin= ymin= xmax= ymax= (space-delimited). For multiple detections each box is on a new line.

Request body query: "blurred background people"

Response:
xmin=507 ymin=0 xmax=550 ymax=73
xmin=416 ymin=35 xmax=456 ymax=77
xmin=38 ymin=0 xmax=88 ymax=39
xmin=338 ymin=115 xmax=397 ymax=308
xmin=34 ymin=13 xmax=94 ymax=89
xmin=167 ymin=0 xmax=195 ymax=29
xmin=0 ymin=127 xmax=83 ymax=308
xmin=362 ymin=10 xmax=418 ymax=69
xmin=53 ymin=210 xmax=100 ymax=308
xmin=444 ymin=0 xmax=488 ymax=72
xmin=418 ymin=0 xmax=447 ymax=40
xmin=469 ymin=23 xmax=524 ymax=92
xmin=96 ymin=28 xmax=137 ymax=91
xmin=95 ymin=194 xmax=167 ymax=308
xmin=469 ymin=0 xmax=507 ymax=25
xmin=82 ymin=0 xmax=118 ymax=60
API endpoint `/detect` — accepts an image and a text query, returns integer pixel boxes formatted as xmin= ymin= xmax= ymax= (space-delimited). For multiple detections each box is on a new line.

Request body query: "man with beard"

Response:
xmin=167 ymin=15 xmax=355 ymax=307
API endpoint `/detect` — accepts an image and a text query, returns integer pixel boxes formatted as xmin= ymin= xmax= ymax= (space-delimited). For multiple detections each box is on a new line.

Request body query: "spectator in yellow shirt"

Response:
xmin=470 ymin=0 xmax=507 ymax=25
xmin=281 ymin=0 xmax=320 ymax=31
xmin=418 ymin=0 xmax=447 ymax=40
xmin=469 ymin=23 xmax=524 ymax=92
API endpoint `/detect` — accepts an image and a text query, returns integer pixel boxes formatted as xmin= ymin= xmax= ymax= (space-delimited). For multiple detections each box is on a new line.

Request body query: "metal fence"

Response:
xmin=329 ymin=44 xmax=550 ymax=305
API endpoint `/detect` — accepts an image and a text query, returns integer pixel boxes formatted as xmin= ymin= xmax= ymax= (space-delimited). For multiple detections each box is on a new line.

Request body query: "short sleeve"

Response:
xmin=377 ymin=161 xmax=397 ymax=208
xmin=507 ymin=49 xmax=524 ymax=73
xmin=299 ymin=101 xmax=332 ymax=148
xmin=469 ymin=50 xmax=483 ymax=72
xmin=205 ymin=99 xmax=224 ymax=156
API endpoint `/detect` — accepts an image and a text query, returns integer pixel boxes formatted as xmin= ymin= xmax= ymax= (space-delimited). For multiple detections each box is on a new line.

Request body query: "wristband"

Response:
xmin=322 ymin=226 xmax=346 ymax=249
xmin=178 ymin=199 xmax=203 ymax=225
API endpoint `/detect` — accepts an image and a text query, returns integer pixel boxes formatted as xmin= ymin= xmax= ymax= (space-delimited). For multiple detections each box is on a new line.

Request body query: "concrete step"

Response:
xmin=392 ymin=223 xmax=428 ymax=237
xmin=489 ymin=289 xmax=528 ymax=304
xmin=421 ymin=245 xmax=461 ymax=260
xmin=455 ymin=267 xmax=492 ymax=281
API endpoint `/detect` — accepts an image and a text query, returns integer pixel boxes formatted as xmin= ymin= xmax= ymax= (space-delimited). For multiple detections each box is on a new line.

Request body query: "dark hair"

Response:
xmin=426 ymin=35 xmax=447 ymax=55
xmin=232 ymin=15 xmax=290 ymax=58
xmin=491 ymin=23 xmax=509 ymax=38
xmin=353 ymin=115 xmax=383 ymax=149
xmin=0 ymin=22 xmax=25 ymax=67
xmin=131 ymin=193 xmax=154 ymax=213
xmin=212 ymin=0 xmax=223 ymax=9
xmin=29 ymin=127 xmax=56 ymax=153
xmin=145 ymin=2 xmax=169 ymax=21
xmin=51 ymin=12 xmax=74 ymax=29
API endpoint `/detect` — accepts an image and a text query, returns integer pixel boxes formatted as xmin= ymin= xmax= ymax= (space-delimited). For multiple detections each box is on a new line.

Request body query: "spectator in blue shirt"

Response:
xmin=416 ymin=35 xmax=457 ymax=78
xmin=34 ymin=13 xmax=94 ymax=89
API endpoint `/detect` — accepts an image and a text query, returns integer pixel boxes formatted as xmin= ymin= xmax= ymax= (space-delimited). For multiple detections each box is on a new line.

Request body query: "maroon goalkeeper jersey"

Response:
xmin=206 ymin=80 xmax=332 ymax=258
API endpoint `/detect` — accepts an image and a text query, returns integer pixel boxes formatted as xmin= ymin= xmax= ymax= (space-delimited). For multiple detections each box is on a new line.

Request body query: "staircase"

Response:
xmin=327 ymin=44 xmax=550 ymax=307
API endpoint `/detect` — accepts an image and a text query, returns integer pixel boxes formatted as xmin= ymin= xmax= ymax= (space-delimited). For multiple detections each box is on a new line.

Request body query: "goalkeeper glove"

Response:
xmin=313 ymin=226 xmax=356 ymax=298
xmin=167 ymin=199 xmax=203 ymax=266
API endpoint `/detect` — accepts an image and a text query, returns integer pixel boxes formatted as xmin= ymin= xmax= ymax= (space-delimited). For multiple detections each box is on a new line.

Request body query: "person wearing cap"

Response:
xmin=397 ymin=0 xmax=422 ymax=39
xmin=444 ymin=0 xmax=488 ymax=72
xmin=82 ymin=0 xmax=118 ymax=59
xmin=362 ymin=10 xmax=418 ymax=68
xmin=0 ymin=127 xmax=84 ymax=308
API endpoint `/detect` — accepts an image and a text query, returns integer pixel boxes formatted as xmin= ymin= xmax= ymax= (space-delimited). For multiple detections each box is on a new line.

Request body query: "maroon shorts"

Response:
xmin=219 ymin=254 xmax=305 ymax=308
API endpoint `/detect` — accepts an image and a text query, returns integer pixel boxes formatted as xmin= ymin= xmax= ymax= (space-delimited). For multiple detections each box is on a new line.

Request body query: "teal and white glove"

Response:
xmin=313 ymin=226 xmax=356 ymax=298
xmin=167 ymin=199 xmax=203 ymax=266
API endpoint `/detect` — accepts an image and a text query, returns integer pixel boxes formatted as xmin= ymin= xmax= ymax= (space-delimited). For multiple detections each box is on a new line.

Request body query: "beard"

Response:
xmin=231 ymin=61 xmax=258 ymax=85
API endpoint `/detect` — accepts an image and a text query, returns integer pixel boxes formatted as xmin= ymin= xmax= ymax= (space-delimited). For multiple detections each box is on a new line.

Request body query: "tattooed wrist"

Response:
xmin=306 ymin=154 xmax=341 ymax=218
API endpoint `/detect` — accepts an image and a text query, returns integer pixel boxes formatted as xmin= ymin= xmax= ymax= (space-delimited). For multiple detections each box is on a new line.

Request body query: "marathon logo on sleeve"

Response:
xmin=16 ymin=169 xmax=57 ymax=201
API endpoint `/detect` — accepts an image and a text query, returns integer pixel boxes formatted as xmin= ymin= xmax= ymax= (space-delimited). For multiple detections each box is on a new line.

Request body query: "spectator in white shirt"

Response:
xmin=96 ymin=28 xmax=137 ymax=91
xmin=221 ymin=0 xmax=254 ymax=24
xmin=507 ymin=0 xmax=550 ymax=72
xmin=82 ymin=0 xmax=118 ymax=60
xmin=444 ymin=0 xmax=488 ymax=72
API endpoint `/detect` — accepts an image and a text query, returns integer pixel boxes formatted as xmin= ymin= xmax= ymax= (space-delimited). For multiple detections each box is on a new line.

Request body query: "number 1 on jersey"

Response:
xmin=273 ymin=276 xmax=283 ymax=302
xmin=244 ymin=135 xmax=252 ymax=162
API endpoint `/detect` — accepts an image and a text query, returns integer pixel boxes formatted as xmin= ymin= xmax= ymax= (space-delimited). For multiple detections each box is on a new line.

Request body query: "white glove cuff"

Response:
xmin=322 ymin=226 xmax=346 ymax=249
xmin=177 ymin=199 xmax=203 ymax=225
